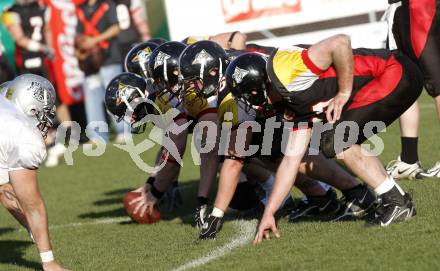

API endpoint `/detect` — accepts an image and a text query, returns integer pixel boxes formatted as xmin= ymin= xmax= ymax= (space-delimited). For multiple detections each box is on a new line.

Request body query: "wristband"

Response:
xmin=146 ymin=176 xmax=155 ymax=186
xmin=40 ymin=251 xmax=54 ymax=263
xmin=150 ymin=184 xmax=164 ymax=199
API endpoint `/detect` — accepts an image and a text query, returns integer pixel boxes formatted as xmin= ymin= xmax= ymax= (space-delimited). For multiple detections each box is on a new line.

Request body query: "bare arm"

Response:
xmin=264 ymin=128 xmax=312 ymax=215
xmin=7 ymin=23 xmax=48 ymax=53
xmin=9 ymin=169 xmax=51 ymax=252
xmin=95 ymin=24 xmax=120 ymax=44
xmin=307 ymin=34 xmax=354 ymax=123
xmin=254 ymin=128 xmax=312 ymax=244
xmin=131 ymin=7 xmax=150 ymax=40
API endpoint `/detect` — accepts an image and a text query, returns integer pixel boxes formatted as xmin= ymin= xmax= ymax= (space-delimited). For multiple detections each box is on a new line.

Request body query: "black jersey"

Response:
xmin=3 ymin=2 xmax=46 ymax=70
xmin=114 ymin=0 xmax=140 ymax=43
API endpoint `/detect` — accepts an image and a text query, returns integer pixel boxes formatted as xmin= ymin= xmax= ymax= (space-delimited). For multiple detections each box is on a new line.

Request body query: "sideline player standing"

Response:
xmin=385 ymin=0 xmax=440 ymax=178
xmin=0 ymin=74 xmax=68 ymax=270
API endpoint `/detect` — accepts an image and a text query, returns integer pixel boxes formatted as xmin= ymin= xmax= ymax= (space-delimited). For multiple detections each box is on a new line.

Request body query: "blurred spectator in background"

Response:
xmin=2 ymin=0 xmax=53 ymax=77
xmin=75 ymin=0 xmax=126 ymax=143
xmin=115 ymin=0 xmax=151 ymax=62
xmin=0 ymin=38 xmax=15 ymax=84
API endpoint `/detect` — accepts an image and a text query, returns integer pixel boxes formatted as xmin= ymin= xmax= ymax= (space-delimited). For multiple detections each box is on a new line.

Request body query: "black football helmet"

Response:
xmin=147 ymin=37 xmax=168 ymax=46
xmin=124 ymin=42 xmax=158 ymax=78
xmin=105 ymin=72 xmax=153 ymax=133
xmin=148 ymin=41 xmax=187 ymax=97
xmin=179 ymin=40 xmax=229 ymax=99
xmin=225 ymin=53 xmax=270 ymax=114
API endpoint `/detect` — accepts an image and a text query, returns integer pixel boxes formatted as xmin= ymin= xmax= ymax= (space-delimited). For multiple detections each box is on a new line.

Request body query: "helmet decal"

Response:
xmin=154 ymin=51 xmax=171 ymax=69
xmin=192 ymin=49 xmax=214 ymax=66
xmin=132 ymin=47 xmax=153 ymax=63
xmin=232 ymin=67 xmax=249 ymax=84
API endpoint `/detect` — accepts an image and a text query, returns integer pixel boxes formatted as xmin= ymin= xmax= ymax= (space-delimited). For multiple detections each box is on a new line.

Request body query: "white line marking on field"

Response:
xmin=172 ymin=220 xmax=257 ymax=271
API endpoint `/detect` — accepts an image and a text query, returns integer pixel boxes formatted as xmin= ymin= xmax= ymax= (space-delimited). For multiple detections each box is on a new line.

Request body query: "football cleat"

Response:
xmin=370 ymin=187 xmax=416 ymax=227
xmin=194 ymin=204 xmax=208 ymax=229
xmin=386 ymin=156 xmax=425 ymax=180
xmin=199 ymin=215 xmax=222 ymax=240
xmin=288 ymin=188 xmax=342 ymax=222
xmin=418 ymin=161 xmax=440 ymax=178
xmin=332 ymin=184 xmax=376 ymax=221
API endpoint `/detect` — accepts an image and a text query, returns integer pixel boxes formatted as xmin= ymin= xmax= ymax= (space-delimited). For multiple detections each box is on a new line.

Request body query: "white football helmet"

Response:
xmin=5 ymin=74 xmax=56 ymax=137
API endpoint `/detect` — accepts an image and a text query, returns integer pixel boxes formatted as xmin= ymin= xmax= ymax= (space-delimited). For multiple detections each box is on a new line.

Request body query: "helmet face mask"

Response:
xmin=148 ymin=41 xmax=187 ymax=101
xmin=226 ymin=53 xmax=272 ymax=116
xmin=105 ymin=72 xmax=151 ymax=133
xmin=179 ymin=40 xmax=228 ymax=102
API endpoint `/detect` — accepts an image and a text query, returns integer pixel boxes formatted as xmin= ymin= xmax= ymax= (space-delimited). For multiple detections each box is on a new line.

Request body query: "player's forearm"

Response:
xmin=22 ymin=198 xmax=52 ymax=252
xmin=214 ymin=159 xmax=243 ymax=211
xmin=94 ymin=24 xmax=120 ymax=44
xmin=265 ymin=129 xmax=310 ymax=214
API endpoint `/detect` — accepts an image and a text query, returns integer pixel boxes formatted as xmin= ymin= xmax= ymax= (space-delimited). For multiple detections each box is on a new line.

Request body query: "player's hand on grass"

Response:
xmin=129 ymin=183 xmax=158 ymax=216
xmin=42 ymin=260 xmax=70 ymax=271
xmin=326 ymin=91 xmax=350 ymax=123
xmin=253 ymin=212 xmax=280 ymax=244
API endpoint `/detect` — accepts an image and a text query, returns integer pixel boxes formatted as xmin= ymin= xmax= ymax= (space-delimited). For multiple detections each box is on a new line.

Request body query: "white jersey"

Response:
xmin=0 ymin=95 xmax=46 ymax=185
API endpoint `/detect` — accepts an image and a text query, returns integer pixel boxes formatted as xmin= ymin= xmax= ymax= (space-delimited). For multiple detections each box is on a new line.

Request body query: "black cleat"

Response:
xmin=370 ymin=187 xmax=416 ymax=227
xmin=199 ymin=215 xmax=222 ymax=240
xmin=333 ymin=184 xmax=377 ymax=221
xmin=194 ymin=204 xmax=208 ymax=229
xmin=288 ymin=188 xmax=341 ymax=222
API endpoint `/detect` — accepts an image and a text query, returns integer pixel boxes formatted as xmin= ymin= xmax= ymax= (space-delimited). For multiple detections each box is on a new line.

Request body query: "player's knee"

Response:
xmin=320 ymin=130 xmax=336 ymax=158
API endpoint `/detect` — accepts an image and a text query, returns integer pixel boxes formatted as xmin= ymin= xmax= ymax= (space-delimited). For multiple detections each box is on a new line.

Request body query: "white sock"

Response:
xmin=374 ymin=176 xmax=404 ymax=196
xmin=211 ymin=207 xmax=224 ymax=218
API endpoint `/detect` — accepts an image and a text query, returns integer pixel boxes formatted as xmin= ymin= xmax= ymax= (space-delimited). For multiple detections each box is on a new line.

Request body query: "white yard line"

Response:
xmin=172 ymin=220 xmax=257 ymax=271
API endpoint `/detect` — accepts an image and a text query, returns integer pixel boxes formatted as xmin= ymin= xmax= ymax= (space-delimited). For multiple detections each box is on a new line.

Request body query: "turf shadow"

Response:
xmin=0 ymin=227 xmax=15 ymax=237
xmin=0 ymin=240 xmax=40 ymax=270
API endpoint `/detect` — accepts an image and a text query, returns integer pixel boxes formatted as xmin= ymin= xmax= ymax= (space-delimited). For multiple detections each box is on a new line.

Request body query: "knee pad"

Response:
xmin=320 ymin=129 xmax=336 ymax=158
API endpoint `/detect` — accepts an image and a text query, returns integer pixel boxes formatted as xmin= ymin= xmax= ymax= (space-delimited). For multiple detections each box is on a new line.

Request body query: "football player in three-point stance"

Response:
xmin=0 ymin=74 xmax=68 ymax=271
xmin=254 ymin=34 xmax=422 ymax=243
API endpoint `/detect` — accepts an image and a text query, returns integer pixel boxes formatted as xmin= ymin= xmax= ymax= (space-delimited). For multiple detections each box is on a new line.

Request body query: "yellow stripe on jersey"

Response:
xmin=218 ymin=93 xmax=256 ymax=127
xmin=184 ymin=36 xmax=210 ymax=45
xmin=272 ymin=46 xmax=318 ymax=92
xmin=218 ymin=93 xmax=239 ymax=127
xmin=2 ymin=11 xmax=20 ymax=26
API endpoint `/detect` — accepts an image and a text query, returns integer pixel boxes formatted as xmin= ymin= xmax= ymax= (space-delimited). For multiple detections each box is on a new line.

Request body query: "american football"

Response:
xmin=123 ymin=192 xmax=161 ymax=224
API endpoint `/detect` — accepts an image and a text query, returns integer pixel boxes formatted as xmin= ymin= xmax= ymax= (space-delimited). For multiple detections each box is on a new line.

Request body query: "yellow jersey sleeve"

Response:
xmin=217 ymin=93 xmax=255 ymax=128
xmin=2 ymin=11 xmax=20 ymax=27
xmin=271 ymin=46 xmax=319 ymax=92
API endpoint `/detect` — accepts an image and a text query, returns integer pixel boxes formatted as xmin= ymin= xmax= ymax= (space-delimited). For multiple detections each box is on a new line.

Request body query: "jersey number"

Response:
xmin=29 ymin=16 xmax=43 ymax=41
xmin=116 ymin=4 xmax=131 ymax=30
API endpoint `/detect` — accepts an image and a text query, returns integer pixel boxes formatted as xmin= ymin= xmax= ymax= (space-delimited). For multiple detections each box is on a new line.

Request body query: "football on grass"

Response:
xmin=123 ymin=192 xmax=161 ymax=224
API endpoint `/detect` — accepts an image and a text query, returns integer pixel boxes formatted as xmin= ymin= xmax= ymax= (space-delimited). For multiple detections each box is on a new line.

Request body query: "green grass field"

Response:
xmin=1 ymin=93 xmax=439 ymax=271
